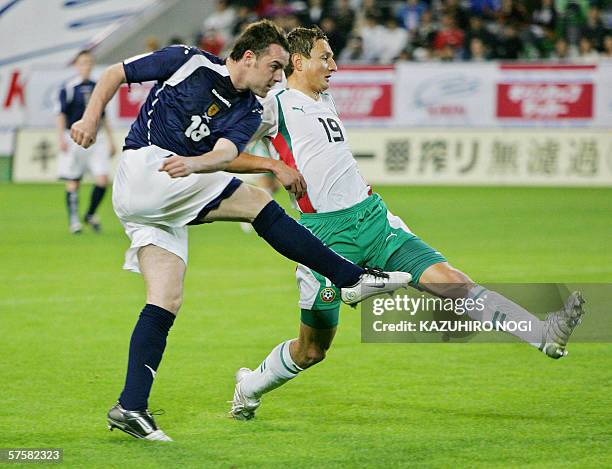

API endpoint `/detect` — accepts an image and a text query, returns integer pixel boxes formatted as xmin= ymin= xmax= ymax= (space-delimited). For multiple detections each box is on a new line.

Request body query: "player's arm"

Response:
xmin=226 ymin=153 xmax=307 ymax=199
xmin=57 ymin=112 xmax=68 ymax=153
xmin=71 ymin=63 xmax=126 ymax=148
xmin=159 ymin=138 xmax=239 ymax=176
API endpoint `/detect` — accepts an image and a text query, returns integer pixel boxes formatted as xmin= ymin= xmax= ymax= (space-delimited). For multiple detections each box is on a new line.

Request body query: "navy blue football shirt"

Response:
xmin=59 ymin=78 xmax=104 ymax=129
xmin=122 ymin=45 xmax=263 ymax=156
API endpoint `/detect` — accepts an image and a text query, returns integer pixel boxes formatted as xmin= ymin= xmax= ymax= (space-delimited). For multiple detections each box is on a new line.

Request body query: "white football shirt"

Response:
xmin=255 ymin=88 xmax=370 ymax=213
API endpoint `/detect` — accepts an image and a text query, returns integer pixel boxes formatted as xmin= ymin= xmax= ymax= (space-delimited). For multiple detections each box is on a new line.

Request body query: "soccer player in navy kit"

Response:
xmin=70 ymin=20 xmax=411 ymax=441
xmin=57 ymin=50 xmax=116 ymax=233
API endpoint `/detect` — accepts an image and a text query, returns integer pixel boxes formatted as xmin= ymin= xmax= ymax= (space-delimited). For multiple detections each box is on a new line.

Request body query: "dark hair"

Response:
xmin=285 ymin=26 xmax=328 ymax=77
xmin=73 ymin=49 xmax=92 ymax=63
xmin=229 ymin=19 xmax=289 ymax=61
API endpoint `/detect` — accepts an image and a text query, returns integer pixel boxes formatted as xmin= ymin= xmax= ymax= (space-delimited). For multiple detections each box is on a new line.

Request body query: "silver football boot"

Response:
xmin=540 ymin=291 xmax=586 ymax=359
xmin=107 ymin=402 xmax=172 ymax=441
xmin=229 ymin=368 xmax=261 ymax=421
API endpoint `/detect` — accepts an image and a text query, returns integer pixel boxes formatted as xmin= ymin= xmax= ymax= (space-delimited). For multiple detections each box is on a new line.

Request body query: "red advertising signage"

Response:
xmin=497 ymin=83 xmax=594 ymax=119
xmin=117 ymin=83 xmax=152 ymax=119
xmin=330 ymin=66 xmax=394 ymax=121
xmin=496 ymin=64 xmax=596 ymax=121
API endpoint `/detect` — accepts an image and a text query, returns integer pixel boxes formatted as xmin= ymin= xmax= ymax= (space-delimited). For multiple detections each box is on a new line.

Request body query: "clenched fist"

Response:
xmin=159 ymin=155 xmax=199 ymax=178
xmin=70 ymin=119 xmax=97 ymax=148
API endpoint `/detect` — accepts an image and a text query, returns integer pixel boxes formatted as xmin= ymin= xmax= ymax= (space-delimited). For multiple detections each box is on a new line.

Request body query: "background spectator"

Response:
xmin=202 ymin=0 xmax=237 ymax=44
xmin=184 ymin=0 xmax=611 ymax=64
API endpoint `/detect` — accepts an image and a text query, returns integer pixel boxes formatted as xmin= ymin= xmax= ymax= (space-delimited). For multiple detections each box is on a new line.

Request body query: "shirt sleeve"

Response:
xmin=122 ymin=45 xmax=197 ymax=84
xmin=248 ymin=93 xmax=279 ymax=143
xmin=57 ymin=87 xmax=68 ymax=114
xmin=225 ymin=110 xmax=263 ymax=154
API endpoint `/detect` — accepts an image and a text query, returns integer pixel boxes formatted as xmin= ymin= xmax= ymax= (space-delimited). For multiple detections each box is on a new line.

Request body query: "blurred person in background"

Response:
xmin=397 ymin=0 xmax=428 ymax=32
xmin=338 ymin=35 xmax=368 ymax=63
xmin=411 ymin=8 xmax=438 ymax=54
xmin=379 ymin=16 xmax=409 ymax=63
xmin=463 ymin=14 xmax=495 ymax=57
xmin=532 ymin=0 xmax=558 ymax=33
xmin=581 ymin=5 xmax=608 ymax=51
xmin=577 ymin=36 xmax=599 ymax=61
xmin=144 ymin=36 xmax=160 ymax=52
xmin=467 ymin=0 xmax=501 ymax=20
xmin=467 ymin=36 xmax=490 ymax=60
xmin=233 ymin=5 xmax=259 ymax=36
xmin=602 ymin=33 xmax=612 ymax=58
xmin=198 ymin=27 xmax=225 ymax=55
xmin=433 ymin=13 xmax=464 ymax=57
xmin=444 ymin=0 xmax=471 ymax=29
xmin=496 ymin=0 xmax=528 ymax=26
xmin=360 ymin=13 xmax=387 ymax=62
xmin=333 ymin=0 xmax=356 ymax=35
xmin=549 ymin=36 xmax=574 ymax=60
xmin=494 ymin=22 xmax=523 ymax=58
xmin=56 ymin=50 xmax=116 ymax=234
xmin=319 ymin=17 xmax=348 ymax=57
xmin=202 ymin=0 xmax=237 ymax=44
xmin=558 ymin=1 xmax=586 ymax=48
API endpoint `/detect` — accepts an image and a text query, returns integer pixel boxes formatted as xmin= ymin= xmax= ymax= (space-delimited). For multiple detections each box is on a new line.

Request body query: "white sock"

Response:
xmin=240 ymin=339 xmax=303 ymax=398
xmin=466 ymin=286 xmax=544 ymax=347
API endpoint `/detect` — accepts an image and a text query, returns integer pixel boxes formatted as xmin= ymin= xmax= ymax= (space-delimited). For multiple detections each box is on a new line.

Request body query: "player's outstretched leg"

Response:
xmin=204 ymin=184 xmax=411 ymax=304
xmin=231 ymin=320 xmax=336 ymax=420
xmin=108 ymin=245 xmax=183 ymax=441
xmin=540 ymin=291 xmax=586 ymax=359
xmin=419 ymin=263 xmax=586 ymax=358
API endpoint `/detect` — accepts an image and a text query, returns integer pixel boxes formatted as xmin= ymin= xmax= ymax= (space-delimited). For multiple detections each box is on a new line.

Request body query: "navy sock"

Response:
xmin=251 ymin=201 xmax=363 ymax=288
xmin=65 ymin=190 xmax=78 ymax=220
xmin=119 ymin=304 xmax=175 ymax=411
xmin=86 ymin=185 xmax=106 ymax=217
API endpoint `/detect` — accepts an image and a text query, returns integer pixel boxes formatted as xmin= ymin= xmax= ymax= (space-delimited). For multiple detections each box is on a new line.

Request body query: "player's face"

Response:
xmin=250 ymin=44 xmax=289 ymax=97
xmin=304 ymin=39 xmax=337 ymax=94
xmin=75 ymin=53 xmax=94 ymax=79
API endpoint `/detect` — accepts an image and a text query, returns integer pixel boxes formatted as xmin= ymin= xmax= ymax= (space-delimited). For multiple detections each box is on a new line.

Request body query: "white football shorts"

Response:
xmin=112 ymin=145 xmax=238 ymax=273
xmin=57 ymin=129 xmax=111 ymax=180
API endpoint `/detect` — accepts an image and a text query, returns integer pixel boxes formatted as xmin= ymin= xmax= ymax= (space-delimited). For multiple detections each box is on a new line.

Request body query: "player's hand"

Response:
xmin=158 ymin=155 xmax=197 ymax=178
xmin=70 ymin=119 xmax=97 ymax=148
xmin=273 ymin=161 xmax=307 ymax=199
xmin=59 ymin=138 xmax=68 ymax=153
xmin=109 ymin=141 xmax=117 ymax=158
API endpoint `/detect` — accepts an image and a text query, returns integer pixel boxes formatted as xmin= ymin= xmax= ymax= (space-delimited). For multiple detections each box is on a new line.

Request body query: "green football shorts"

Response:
xmin=297 ymin=194 xmax=446 ymax=329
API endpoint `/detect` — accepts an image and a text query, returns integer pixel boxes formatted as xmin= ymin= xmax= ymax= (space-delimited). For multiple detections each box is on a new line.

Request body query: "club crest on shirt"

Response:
xmin=207 ymin=103 xmax=221 ymax=117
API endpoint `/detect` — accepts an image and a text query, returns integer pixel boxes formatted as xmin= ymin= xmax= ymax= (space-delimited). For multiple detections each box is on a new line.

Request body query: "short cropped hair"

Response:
xmin=73 ymin=49 xmax=93 ymax=63
xmin=285 ymin=27 xmax=328 ymax=77
xmin=229 ymin=19 xmax=289 ymax=61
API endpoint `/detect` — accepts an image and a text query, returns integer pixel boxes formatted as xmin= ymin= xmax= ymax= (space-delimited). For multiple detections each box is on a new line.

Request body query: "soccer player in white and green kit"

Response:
xmin=227 ymin=27 xmax=586 ymax=420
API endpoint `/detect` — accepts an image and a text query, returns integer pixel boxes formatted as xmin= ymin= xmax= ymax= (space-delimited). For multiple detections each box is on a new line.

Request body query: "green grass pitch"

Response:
xmin=1 ymin=183 xmax=611 ymax=468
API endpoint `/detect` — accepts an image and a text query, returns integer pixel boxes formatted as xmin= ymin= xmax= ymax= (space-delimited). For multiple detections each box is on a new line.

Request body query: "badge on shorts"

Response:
xmin=207 ymin=103 xmax=220 ymax=117
xmin=320 ymin=288 xmax=336 ymax=303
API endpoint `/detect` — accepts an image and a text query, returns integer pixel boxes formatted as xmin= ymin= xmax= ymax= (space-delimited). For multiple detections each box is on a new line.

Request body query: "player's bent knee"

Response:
xmin=245 ymin=185 xmax=273 ymax=218
xmin=148 ymin=293 xmax=182 ymax=316
xmin=443 ymin=265 xmax=472 ymax=284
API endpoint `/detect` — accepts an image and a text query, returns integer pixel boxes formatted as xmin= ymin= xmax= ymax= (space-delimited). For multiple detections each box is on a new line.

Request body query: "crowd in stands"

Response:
xmin=191 ymin=0 xmax=612 ymax=63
